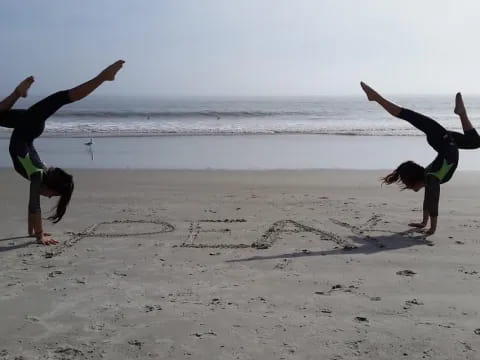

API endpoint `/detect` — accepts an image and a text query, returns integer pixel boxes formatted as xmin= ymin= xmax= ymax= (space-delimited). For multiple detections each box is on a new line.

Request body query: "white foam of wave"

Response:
xmin=33 ymin=117 xmax=466 ymax=137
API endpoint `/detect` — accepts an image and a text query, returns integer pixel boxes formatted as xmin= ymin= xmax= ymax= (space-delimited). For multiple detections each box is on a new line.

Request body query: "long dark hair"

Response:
xmin=42 ymin=167 xmax=74 ymax=223
xmin=382 ymin=161 xmax=425 ymax=189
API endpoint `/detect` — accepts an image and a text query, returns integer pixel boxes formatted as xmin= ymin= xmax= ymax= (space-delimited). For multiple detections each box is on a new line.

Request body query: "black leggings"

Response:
xmin=0 ymin=90 xmax=72 ymax=140
xmin=398 ymin=108 xmax=480 ymax=151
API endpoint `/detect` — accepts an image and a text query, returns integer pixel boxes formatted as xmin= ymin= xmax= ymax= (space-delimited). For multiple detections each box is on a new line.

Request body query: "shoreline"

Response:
xmin=4 ymin=134 xmax=480 ymax=171
xmin=0 ymin=132 xmax=433 ymax=139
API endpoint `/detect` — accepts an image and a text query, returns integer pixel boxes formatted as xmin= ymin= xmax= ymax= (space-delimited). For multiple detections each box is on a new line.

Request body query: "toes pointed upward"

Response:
xmin=16 ymin=76 xmax=35 ymax=97
xmin=100 ymin=60 xmax=125 ymax=81
xmin=360 ymin=81 xmax=377 ymax=101
xmin=454 ymin=92 xmax=466 ymax=115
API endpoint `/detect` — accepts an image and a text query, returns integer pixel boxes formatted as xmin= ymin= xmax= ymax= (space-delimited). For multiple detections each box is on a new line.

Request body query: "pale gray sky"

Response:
xmin=1 ymin=0 xmax=480 ymax=96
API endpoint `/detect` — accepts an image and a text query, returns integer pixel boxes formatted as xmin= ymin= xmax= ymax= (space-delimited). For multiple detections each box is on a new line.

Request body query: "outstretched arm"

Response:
xmin=427 ymin=216 xmax=438 ymax=235
xmin=409 ymin=210 xmax=429 ymax=229
xmin=29 ymin=213 xmax=57 ymax=245
xmin=28 ymin=173 xmax=58 ymax=245
xmin=0 ymin=76 xmax=35 ymax=111
xmin=416 ymin=175 xmax=440 ymax=235
xmin=408 ymin=175 xmax=440 ymax=235
xmin=409 ymin=210 xmax=437 ymax=235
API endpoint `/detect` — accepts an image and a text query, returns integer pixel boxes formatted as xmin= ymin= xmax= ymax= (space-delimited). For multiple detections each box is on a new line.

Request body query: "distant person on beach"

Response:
xmin=361 ymin=82 xmax=480 ymax=235
xmin=0 ymin=60 xmax=125 ymax=245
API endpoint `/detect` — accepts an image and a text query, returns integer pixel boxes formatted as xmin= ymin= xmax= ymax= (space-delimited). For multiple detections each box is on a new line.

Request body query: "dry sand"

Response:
xmin=0 ymin=169 xmax=479 ymax=359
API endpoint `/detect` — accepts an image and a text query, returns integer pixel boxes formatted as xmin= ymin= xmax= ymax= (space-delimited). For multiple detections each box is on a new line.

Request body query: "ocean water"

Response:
xmin=2 ymin=95 xmax=480 ymax=170
xmin=1 ymin=95 xmax=479 ymax=138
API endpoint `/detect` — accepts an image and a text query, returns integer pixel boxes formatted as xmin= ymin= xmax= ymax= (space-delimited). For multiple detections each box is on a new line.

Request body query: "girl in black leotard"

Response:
xmin=360 ymin=82 xmax=480 ymax=235
xmin=0 ymin=60 xmax=125 ymax=245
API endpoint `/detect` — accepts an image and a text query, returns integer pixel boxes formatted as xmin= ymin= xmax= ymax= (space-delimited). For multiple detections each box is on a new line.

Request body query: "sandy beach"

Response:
xmin=1 ymin=169 xmax=480 ymax=359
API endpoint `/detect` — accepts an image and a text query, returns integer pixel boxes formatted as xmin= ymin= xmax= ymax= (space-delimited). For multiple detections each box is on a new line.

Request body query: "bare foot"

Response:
xmin=360 ymin=81 xmax=379 ymax=101
xmin=454 ymin=92 xmax=466 ymax=116
xmin=15 ymin=76 xmax=35 ymax=98
xmin=99 ymin=60 xmax=125 ymax=81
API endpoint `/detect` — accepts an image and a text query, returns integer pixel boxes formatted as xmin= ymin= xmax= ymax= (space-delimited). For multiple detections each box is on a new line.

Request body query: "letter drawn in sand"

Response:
xmin=46 ymin=219 xmax=175 ymax=258
xmin=252 ymin=220 xmax=349 ymax=249
xmin=182 ymin=219 xmax=252 ymax=249
xmin=182 ymin=218 xmax=350 ymax=250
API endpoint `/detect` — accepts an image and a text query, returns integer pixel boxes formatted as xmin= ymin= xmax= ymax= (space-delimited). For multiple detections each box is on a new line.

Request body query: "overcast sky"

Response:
xmin=1 ymin=0 xmax=480 ymax=96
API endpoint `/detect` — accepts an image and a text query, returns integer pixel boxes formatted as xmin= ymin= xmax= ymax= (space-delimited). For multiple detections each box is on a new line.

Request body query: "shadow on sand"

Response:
xmin=226 ymin=229 xmax=432 ymax=263
xmin=0 ymin=235 xmax=31 ymax=242
xmin=0 ymin=236 xmax=38 ymax=253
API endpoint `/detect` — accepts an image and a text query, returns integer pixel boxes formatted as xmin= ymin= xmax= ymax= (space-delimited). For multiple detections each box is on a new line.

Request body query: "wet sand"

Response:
xmin=1 ymin=169 xmax=479 ymax=359
xmin=4 ymin=134 xmax=480 ymax=170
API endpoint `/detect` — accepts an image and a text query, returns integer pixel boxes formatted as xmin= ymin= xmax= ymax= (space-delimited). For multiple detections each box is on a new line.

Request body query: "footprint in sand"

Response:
xmin=53 ymin=347 xmax=84 ymax=359
xmin=355 ymin=316 xmax=369 ymax=323
xmin=48 ymin=270 xmax=64 ymax=278
xmin=404 ymin=299 xmax=424 ymax=309
xmin=128 ymin=340 xmax=143 ymax=349
xmin=314 ymin=284 xmax=359 ymax=296
xmin=144 ymin=305 xmax=162 ymax=312
xmin=396 ymin=270 xmax=416 ymax=277
xmin=273 ymin=258 xmax=292 ymax=270
xmin=191 ymin=331 xmax=217 ymax=339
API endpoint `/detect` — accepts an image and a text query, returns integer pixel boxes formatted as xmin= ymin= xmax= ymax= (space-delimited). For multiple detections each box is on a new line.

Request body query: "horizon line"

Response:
xmin=9 ymin=92 xmax=480 ymax=98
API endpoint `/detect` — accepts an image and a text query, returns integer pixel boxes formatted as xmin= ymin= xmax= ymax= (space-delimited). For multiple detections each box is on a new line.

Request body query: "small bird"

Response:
xmin=85 ymin=137 xmax=94 ymax=146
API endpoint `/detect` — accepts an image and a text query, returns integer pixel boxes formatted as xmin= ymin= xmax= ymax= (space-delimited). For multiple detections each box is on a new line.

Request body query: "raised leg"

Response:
xmin=361 ymin=81 xmax=449 ymax=152
xmin=450 ymin=93 xmax=480 ymax=149
xmin=68 ymin=60 xmax=125 ymax=102
xmin=360 ymin=81 xmax=402 ymax=117
xmin=19 ymin=60 xmax=125 ymax=140
xmin=454 ymin=92 xmax=474 ymax=131
xmin=0 ymin=76 xmax=34 ymax=111
xmin=0 ymin=110 xmax=27 ymax=129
